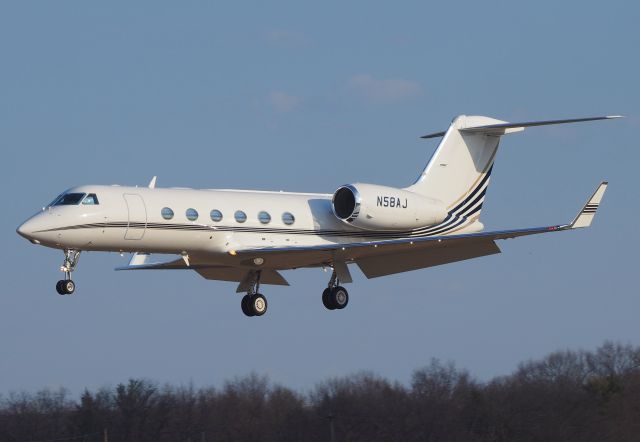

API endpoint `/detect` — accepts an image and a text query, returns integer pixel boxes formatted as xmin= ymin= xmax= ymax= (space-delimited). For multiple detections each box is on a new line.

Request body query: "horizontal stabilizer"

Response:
xmin=420 ymin=130 xmax=447 ymax=139
xmin=421 ymin=115 xmax=622 ymax=139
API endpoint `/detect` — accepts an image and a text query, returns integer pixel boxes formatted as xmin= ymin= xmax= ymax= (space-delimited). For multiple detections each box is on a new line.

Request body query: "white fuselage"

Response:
xmin=19 ymin=184 xmax=427 ymax=263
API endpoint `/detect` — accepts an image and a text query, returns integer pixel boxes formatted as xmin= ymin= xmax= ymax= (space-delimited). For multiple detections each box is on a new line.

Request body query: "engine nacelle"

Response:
xmin=332 ymin=183 xmax=447 ymax=231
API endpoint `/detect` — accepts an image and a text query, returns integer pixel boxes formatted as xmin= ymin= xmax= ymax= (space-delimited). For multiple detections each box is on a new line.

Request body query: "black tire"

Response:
xmin=322 ymin=288 xmax=335 ymax=310
xmin=251 ymin=294 xmax=268 ymax=316
xmin=56 ymin=280 xmax=66 ymax=295
xmin=63 ymin=280 xmax=75 ymax=295
xmin=332 ymin=286 xmax=349 ymax=309
xmin=241 ymin=295 xmax=254 ymax=317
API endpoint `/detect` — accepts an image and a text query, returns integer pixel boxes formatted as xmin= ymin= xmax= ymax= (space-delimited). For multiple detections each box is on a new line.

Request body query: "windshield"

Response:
xmin=50 ymin=193 xmax=86 ymax=206
xmin=82 ymin=193 xmax=99 ymax=205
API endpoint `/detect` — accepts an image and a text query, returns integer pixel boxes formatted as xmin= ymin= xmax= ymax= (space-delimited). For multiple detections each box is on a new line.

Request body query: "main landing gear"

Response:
xmin=56 ymin=249 xmax=80 ymax=295
xmin=241 ymin=271 xmax=268 ymax=317
xmin=322 ymin=268 xmax=349 ymax=310
xmin=239 ymin=268 xmax=350 ymax=317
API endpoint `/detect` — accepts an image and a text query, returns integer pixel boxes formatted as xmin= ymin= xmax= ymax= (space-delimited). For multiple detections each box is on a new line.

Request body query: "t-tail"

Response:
xmin=405 ymin=114 xmax=621 ymax=234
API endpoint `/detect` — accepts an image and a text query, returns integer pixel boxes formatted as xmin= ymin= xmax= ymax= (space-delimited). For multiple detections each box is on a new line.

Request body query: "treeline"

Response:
xmin=1 ymin=342 xmax=640 ymax=442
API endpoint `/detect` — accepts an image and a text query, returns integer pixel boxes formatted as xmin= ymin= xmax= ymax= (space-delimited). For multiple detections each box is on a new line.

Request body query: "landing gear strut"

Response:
xmin=241 ymin=271 xmax=268 ymax=317
xmin=322 ymin=268 xmax=349 ymax=310
xmin=56 ymin=249 xmax=80 ymax=295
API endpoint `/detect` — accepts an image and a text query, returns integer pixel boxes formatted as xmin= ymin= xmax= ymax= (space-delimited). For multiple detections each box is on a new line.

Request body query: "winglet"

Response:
xmin=148 ymin=176 xmax=157 ymax=189
xmin=569 ymin=181 xmax=608 ymax=229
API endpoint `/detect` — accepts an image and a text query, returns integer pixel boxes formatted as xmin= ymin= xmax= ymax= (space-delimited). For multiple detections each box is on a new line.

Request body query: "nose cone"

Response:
xmin=17 ymin=219 xmax=33 ymax=240
xmin=17 ymin=216 xmax=42 ymax=244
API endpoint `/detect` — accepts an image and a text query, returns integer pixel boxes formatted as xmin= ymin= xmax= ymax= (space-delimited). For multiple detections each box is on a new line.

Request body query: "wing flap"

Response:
xmin=356 ymin=240 xmax=500 ymax=278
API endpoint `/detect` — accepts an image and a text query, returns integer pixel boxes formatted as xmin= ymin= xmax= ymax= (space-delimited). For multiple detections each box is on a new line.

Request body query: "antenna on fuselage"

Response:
xmin=148 ymin=176 xmax=157 ymax=189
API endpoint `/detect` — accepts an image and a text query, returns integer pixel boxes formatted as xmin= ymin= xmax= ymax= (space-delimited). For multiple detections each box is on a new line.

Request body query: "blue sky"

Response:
xmin=1 ymin=1 xmax=638 ymax=394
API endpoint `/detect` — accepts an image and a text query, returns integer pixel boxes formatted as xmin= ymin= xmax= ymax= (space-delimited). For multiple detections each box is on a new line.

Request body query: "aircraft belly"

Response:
xmin=195 ymin=267 xmax=288 ymax=286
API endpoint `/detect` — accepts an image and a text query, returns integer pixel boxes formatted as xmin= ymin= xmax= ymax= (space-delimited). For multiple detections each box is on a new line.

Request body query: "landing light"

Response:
xmin=253 ymin=257 xmax=265 ymax=266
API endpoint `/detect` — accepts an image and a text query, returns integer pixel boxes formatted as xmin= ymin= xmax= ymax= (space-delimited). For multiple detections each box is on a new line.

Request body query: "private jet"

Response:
xmin=17 ymin=115 xmax=617 ymax=317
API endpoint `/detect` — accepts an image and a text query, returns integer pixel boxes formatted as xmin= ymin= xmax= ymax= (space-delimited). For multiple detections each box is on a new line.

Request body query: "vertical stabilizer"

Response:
xmin=406 ymin=115 xmax=508 ymax=225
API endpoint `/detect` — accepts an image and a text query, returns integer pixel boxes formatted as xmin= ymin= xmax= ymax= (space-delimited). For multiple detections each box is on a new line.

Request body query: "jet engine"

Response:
xmin=331 ymin=183 xmax=447 ymax=231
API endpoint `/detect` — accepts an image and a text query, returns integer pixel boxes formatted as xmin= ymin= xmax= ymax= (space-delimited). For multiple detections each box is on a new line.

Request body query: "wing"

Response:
xmin=235 ymin=182 xmax=608 ymax=278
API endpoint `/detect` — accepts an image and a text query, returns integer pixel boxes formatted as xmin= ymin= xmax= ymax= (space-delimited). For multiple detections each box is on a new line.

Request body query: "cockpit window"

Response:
xmin=52 ymin=193 xmax=86 ymax=206
xmin=82 ymin=194 xmax=99 ymax=205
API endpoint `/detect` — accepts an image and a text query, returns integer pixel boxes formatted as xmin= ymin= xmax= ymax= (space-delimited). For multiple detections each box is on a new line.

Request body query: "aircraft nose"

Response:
xmin=17 ymin=220 xmax=33 ymax=239
xmin=17 ymin=217 xmax=41 ymax=243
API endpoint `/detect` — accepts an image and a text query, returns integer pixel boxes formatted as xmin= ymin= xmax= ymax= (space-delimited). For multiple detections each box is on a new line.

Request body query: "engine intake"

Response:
xmin=332 ymin=183 xmax=446 ymax=231
xmin=333 ymin=185 xmax=360 ymax=220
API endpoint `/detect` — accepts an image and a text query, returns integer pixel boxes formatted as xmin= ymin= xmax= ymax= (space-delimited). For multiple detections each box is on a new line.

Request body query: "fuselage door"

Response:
xmin=123 ymin=194 xmax=147 ymax=240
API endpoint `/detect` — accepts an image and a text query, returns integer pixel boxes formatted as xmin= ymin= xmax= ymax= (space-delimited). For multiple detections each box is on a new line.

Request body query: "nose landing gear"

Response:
xmin=322 ymin=268 xmax=349 ymax=310
xmin=55 ymin=249 xmax=80 ymax=295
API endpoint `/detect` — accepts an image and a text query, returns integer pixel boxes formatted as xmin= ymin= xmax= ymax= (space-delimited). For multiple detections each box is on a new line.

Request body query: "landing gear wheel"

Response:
xmin=322 ymin=288 xmax=335 ymax=310
xmin=56 ymin=280 xmax=66 ymax=295
xmin=56 ymin=279 xmax=75 ymax=295
xmin=323 ymin=286 xmax=349 ymax=310
xmin=250 ymin=294 xmax=268 ymax=316
xmin=332 ymin=286 xmax=349 ymax=309
xmin=241 ymin=295 xmax=254 ymax=317
xmin=63 ymin=280 xmax=75 ymax=295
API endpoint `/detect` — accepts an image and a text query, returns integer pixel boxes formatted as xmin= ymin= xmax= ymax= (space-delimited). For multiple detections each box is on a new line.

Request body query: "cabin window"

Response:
xmin=282 ymin=212 xmax=295 ymax=225
xmin=210 ymin=209 xmax=223 ymax=222
xmin=52 ymin=193 xmax=86 ymax=206
xmin=258 ymin=211 xmax=271 ymax=224
xmin=82 ymin=193 xmax=99 ymax=205
xmin=234 ymin=210 xmax=247 ymax=223
xmin=186 ymin=208 xmax=199 ymax=221
xmin=161 ymin=207 xmax=174 ymax=220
